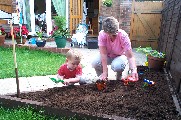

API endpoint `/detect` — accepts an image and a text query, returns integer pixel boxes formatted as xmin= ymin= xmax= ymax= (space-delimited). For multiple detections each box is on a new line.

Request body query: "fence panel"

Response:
xmin=130 ymin=1 xmax=163 ymax=49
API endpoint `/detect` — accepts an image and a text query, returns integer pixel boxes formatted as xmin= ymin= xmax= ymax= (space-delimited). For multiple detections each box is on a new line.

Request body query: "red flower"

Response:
xmin=10 ymin=25 xmax=29 ymax=38
xmin=0 ymin=27 xmax=6 ymax=35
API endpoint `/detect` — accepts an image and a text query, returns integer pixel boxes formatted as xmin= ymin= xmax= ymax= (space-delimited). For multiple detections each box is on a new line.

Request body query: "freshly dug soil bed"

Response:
xmin=18 ymin=66 xmax=181 ymax=119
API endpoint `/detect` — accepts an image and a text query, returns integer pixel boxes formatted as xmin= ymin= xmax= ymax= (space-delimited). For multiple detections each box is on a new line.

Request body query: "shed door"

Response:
xmin=69 ymin=0 xmax=83 ymax=34
xmin=130 ymin=1 xmax=163 ymax=49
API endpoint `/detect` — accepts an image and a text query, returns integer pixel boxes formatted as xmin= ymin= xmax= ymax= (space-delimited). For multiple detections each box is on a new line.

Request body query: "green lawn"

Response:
xmin=0 ymin=47 xmax=66 ymax=79
xmin=0 ymin=107 xmax=57 ymax=120
xmin=0 ymin=106 xmax=87 ymax=120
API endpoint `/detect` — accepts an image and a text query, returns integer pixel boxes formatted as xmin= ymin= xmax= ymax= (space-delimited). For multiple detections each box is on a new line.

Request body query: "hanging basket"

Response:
xmin=0 ymin=35 xmax=5 ymax=46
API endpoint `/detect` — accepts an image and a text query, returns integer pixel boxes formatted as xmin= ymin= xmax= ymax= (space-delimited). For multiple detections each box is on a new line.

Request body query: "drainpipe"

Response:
xmin=29 ymin=0 xmax=35 ymax=34
xmin=46 ymin=0 xmax=52 ymax=36
xmin=66 ymin=0 xmax=68 ymax=28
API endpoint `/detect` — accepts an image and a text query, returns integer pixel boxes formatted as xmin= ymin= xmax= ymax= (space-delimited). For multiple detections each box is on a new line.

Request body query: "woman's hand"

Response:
xmin=99 ymin=72 xmax=108 ymax=81
xmin=131 ymin=72 xmax=139 ymax=81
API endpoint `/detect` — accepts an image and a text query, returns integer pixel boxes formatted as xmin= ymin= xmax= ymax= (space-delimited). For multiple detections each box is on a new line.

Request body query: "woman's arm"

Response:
xmin=99 ymin=46 xmax=108 ymax=80
xmin=125 ymin=49 xmax=138 ymax=80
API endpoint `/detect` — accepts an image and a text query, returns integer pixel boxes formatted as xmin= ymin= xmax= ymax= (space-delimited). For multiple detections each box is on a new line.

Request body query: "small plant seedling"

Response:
xmin=50 ymin=77 xmax=64 ymax=84
xmin=96 ymin=80 xmax=106 ymax=90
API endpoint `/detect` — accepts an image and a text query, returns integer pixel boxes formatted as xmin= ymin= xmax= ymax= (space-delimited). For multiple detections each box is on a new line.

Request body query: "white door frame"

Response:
xmin=29 ymin=0 xmax=52 ymax=36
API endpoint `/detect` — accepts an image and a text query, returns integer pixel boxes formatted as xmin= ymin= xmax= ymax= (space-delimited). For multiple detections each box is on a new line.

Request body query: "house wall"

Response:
xmin=159 ymin=0 xmax=181 ymax=94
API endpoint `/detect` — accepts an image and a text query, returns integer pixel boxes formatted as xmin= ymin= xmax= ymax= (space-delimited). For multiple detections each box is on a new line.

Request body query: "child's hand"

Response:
xmin=63 ymin=79 xmax=70 ymax=85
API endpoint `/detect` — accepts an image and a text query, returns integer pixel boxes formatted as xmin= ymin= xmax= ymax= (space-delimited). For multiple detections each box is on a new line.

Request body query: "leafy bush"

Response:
xmin=136 ymin=46 xmax=165 ymax=58
xmin=49 ymin=16 xmax=70 ymax=38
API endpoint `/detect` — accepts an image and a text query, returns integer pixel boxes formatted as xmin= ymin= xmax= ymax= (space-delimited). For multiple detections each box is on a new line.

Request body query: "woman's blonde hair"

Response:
xmin=66 ymin=49 xmax=81 ymax=61
xmin=102 ymin=16 xmax=119 ymax=34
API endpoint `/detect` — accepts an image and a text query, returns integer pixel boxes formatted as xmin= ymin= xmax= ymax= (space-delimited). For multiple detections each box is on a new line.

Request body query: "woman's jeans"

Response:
xmin=92 ymin=54 xmax=129 ymax=79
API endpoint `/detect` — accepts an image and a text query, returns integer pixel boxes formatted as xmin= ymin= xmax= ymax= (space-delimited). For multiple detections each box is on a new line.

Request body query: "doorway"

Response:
xmin=85 ymin=0 xmax=99 ymax=35
xmin=34 ymin=0 xmax=46 ymax=32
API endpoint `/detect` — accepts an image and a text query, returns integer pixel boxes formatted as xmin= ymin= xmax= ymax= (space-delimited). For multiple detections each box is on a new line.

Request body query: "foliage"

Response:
xmin=0 ymin=106 xmax=88 ymax=119
xmin=136 ymin=46 xmax=165 ymax=58
xmin=0 ymin=107 xmax=57 ymax=119
xmin=36 ymin=30 xmax=44 ymax=40
xmin=10 ymin=25 xmax=29 ymax=38
xmin=49 ymin=16 xmax=70 ymax=38
xmin=102 ymin=0 xmax=113 ymax=7
xmin=0 ymin=27 xmax=6 ymax=35
xmin=0 ymin=47 xmax=66 ymax=79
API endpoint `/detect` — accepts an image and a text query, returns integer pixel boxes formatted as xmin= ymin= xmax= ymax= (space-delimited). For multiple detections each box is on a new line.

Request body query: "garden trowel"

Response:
xmin=49 ymin=77 xmax=64 ymax=84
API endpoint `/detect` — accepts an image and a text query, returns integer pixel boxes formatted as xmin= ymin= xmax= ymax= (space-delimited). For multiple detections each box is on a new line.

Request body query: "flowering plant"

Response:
xmin=12 ymin=25 xmax=29 ymax=38
xmin=36 ymin=30 xmax=47 ymax=41
xmin=49 ymin=16 xmax=70 ymax=38
xmin=0 ymin=28 xmax=6 ymax=35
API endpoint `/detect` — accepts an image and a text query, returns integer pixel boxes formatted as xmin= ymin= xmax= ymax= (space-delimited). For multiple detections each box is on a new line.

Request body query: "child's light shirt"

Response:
xmin=98 ymin=29 xmax=132 ymax=58
xmin=57 ymin=63 xmax=82 ymax=79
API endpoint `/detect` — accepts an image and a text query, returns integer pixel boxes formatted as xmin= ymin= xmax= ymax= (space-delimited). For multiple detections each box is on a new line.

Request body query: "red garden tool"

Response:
xmin=122 ymin=76 xmax=138 ymax=85
xmin=96 ymin=80 xmax=107 ymax=90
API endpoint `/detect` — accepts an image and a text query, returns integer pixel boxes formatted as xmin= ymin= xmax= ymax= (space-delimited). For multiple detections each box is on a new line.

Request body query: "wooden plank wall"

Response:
xmin=130 ymin=1 xmax=163 ymax=49
xmin=0 ymin=0 xmax=13 ymax=13
xmin=0 ymin=0 xmax=13 ymax=25
xmin=159 ymin=0 xmax=181 ymax=94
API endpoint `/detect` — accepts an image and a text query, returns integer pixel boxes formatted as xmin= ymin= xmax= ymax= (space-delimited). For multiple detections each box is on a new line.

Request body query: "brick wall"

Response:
xmin=99 ymin=0 xmax=132 ymax=35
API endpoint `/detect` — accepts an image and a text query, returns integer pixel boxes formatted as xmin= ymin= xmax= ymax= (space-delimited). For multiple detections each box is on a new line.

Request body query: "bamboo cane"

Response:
xmin=10 ymin=21 xmax=20 ymax=97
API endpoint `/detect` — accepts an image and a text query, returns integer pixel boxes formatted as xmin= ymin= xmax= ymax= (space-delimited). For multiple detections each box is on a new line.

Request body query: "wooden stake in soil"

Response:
xmin=10 ymin=21 xmax=20 ymax=97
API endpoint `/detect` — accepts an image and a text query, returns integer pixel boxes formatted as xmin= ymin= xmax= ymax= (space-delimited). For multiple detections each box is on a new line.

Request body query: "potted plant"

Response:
xmin=12 ymin=25 xmax=29 ymax=44
xmin=136 ymin=47 xmax=166 ymax=70
xmin=0 ymin=27 xmax=6 ymax=46
xmin=49 ymin=16 xmax=70 ymax=48
xmin=35 ymin=30 xmax=46 ymax=47
xmin=102 ymin=0 xmax=113 ymax=7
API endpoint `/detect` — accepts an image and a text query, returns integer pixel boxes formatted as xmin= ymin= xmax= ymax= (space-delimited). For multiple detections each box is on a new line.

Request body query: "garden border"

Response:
xmin=2 ymin=42 xmax=70 ymax=55
xmin=0 ymin=42 xmax=134 ymax=119
xmin=1 ymin=42 xmax=181 ymax=119
xmin=0 ymin=95 xmax=134 ymax=120
xmin=164 ymin=69 xmax=181 ymax=115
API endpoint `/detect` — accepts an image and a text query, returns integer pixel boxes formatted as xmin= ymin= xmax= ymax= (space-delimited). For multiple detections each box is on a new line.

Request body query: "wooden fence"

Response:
xmin=130 ymin=0 xmax=163 ymax=49
xmin=0 ymin=0 xmax=13 ymax=25
xmin=0 ymin=0 xmax=12 ymax=13
xmin=159 ymin=0 xmax=181 ymax=94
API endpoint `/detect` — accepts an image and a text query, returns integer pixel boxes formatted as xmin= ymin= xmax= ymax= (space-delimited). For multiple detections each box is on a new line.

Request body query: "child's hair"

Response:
xmin=66 ymin=49 xmax=81 ymax=61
